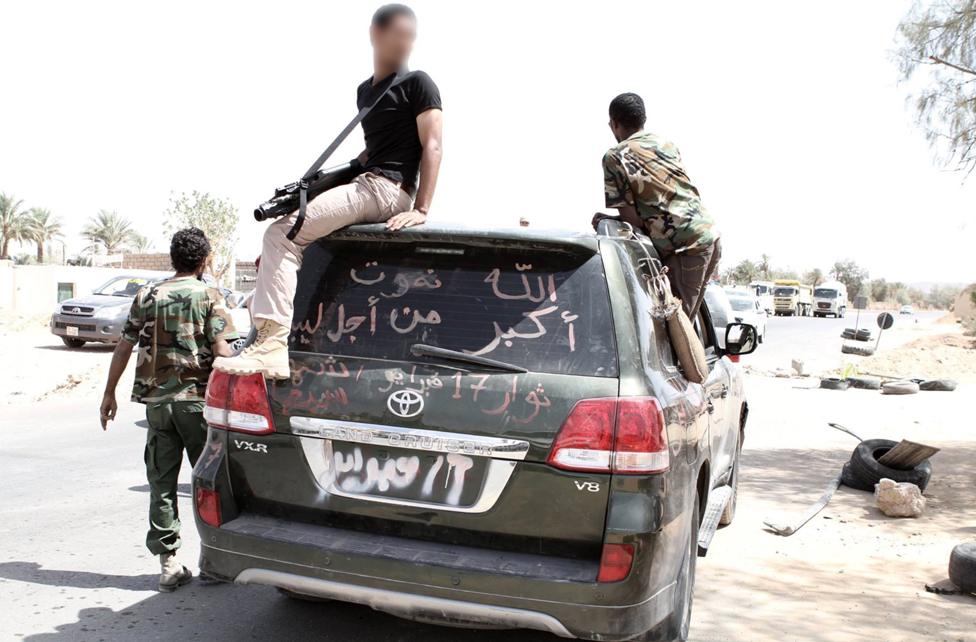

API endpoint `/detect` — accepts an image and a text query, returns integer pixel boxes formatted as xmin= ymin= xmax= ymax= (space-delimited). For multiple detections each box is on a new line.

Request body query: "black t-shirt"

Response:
xmin=357 ymin=70 xmax=441 ymax=192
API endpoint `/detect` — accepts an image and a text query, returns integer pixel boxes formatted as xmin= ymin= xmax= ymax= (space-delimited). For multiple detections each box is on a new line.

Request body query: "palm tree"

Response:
xmin=130 ymin=233 xmax=154 ymax=253
xmin=82 ymin=210 xmax=141 ymax=255
xmin=26 ymin=208 xmax=63 ymax=263
xmin=0 ymin=192 xmax=30 ymax=260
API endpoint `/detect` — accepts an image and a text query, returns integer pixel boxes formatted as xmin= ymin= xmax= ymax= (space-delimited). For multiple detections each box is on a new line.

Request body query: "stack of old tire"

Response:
xmin=840 ymin=440 xmax=933 ymax=493
xmin=840 ymin=327 xmax=874 ymax=356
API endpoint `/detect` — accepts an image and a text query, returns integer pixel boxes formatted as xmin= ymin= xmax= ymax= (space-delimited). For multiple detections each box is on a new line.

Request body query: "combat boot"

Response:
xmin=213 ymin=318 xmax=290 ymax=379
xmin=158 ymin=552 xmax=192 ymax=592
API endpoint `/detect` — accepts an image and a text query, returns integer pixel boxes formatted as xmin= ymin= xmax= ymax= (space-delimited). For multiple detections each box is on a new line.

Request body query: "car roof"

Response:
xmin=327 ymin=222 xmax=601 ymax=253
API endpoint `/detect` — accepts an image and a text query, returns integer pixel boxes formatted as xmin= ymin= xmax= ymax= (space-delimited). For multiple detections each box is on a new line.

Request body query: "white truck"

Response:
xmin=813 ymin=281 xmax=848 ymax=318
xmin=749 ymin=280 xmax=775 ymax=314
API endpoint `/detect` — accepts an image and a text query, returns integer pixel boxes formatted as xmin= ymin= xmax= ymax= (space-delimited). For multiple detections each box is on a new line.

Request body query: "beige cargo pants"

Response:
xmin=251 ymin=172 xmax=412 ymax=326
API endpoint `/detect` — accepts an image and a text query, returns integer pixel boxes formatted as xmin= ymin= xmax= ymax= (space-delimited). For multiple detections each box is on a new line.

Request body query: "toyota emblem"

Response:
xmin=71 ymin=307 xmax=81 ymax=313
xmin=387 ymin=389 xmax=424 ymax=418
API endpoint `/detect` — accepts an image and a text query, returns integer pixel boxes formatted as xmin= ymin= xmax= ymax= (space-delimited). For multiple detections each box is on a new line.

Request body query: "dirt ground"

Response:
xmin=0 ymin=311 xmax=974 ymax=641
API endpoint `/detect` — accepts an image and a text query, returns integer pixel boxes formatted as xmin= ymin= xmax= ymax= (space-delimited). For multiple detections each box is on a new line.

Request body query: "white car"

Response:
xmin=727 ymin=292 xmax=767 ymax=343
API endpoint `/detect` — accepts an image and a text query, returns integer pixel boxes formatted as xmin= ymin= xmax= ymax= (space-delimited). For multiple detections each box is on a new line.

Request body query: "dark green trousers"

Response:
xmin=144 ymin=401 xmax=207 ymax=555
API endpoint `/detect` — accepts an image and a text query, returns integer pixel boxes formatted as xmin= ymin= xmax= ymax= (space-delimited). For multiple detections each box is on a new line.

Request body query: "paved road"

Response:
xmin=745 ymin=309 xmax=941 ymax=374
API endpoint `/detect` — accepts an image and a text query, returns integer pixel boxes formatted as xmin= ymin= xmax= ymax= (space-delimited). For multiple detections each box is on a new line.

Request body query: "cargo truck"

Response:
xmin=773 ymin=279 xmax=813 ymax=316
xmin=813 ymin=281 xmax=848 ymax=318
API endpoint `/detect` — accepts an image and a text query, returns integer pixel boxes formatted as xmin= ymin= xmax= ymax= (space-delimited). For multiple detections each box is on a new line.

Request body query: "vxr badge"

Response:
xmin=387 ymin=389 xmax=424 ymax=418
xmin=234 ymin=439 xmax=268 ymax=454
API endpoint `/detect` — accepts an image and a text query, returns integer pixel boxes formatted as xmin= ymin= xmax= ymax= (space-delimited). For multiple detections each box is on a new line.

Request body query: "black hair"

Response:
xmin=609 ymin=92 xmax=646 ymax=130
xmin=372 ymin=3 xmax=416 ymax=28
xmin=170 ymin=227 xmax=211 ymax=273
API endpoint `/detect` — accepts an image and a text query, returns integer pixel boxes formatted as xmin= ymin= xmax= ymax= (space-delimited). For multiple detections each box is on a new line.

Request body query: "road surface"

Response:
xmin=1 ymin=312 xmax=973 ymax=642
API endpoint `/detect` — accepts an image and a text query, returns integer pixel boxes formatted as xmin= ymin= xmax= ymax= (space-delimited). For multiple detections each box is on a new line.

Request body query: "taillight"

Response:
xmin=196 ymin=487 xmax=222 ymax=527
xmin=597 ymin=543 xmax=635 ymax=582
xmin=548 ymin=397 xmax=669 ymax=474
xmin=612 ymin=398 xmax=669 ymax=473
xmin=546 ymin=399 xmax=615 ymax=472
xmin=204 ymin=370 xmax=274 ymax=434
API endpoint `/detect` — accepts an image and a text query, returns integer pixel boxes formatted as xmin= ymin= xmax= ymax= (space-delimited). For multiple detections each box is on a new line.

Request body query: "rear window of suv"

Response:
xmin=291 ymin=241 xmax=618 ymax=377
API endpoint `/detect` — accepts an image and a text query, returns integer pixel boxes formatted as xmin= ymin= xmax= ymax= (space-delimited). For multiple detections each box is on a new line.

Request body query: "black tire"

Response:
xmin=840 ymin=461 xmax=868 ymax=491
xmin=847 ymin=376 xmax=881 ymax=390
xmin=848 ymin=438 xmax=933 ymax=492
xmin=820 ymin=377 xmax=850 ymax=391
xmin=919 ymin=379 xmax=957 ymax=392
xmin=841 ymin=344 xmax=875 ymax=356
xmin=60 ymin=337 xmax=86 ymax=349
xmin=949 ymin=543 xmax=976 ymax=595
xmin=881 ymin=380 xmax=919 ymax=395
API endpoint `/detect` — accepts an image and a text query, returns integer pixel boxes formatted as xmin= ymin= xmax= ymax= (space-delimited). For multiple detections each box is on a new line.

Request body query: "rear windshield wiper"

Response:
xmin=410 ymin=344 xmax=528 ymax=373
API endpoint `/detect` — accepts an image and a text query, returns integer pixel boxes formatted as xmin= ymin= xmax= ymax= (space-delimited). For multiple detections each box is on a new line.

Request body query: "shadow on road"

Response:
xmin=35 ymin=343 xmax=115 ymax=353
xmin=0 ymin=562 xmax=156 ymax=591
xmin=20 ymin=580 xmax=563 ymax=642
xmin=128 ymin=483 xmax=192 ymax=497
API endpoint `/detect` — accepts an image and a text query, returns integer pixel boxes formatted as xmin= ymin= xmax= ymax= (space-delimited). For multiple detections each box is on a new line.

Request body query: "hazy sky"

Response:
xmin=1 ymin=0 xmax=972 ymax=283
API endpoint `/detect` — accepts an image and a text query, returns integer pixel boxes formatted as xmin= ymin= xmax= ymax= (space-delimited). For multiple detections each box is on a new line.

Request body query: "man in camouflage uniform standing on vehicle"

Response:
xmin=99 ymin=228 xmax=236 ymax=592
xmin=593 ymin=92 xmax=721 ymax=319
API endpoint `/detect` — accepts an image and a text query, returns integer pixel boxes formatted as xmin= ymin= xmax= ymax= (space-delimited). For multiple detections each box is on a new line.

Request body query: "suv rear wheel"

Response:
xmin=720 ymin=439 xmax=741 ymax=526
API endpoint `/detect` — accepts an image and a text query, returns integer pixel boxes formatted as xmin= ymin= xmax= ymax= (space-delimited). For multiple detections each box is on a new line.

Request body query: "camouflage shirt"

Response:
xmin=121 ymin=276 xmax=236 ymax=404
xmin=603 ymin=131 xmax=718 ymax=255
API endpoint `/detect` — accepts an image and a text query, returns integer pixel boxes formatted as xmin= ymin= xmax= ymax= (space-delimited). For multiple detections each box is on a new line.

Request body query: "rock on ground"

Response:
xmin=875 ymin=478 xmax=926 ymax=518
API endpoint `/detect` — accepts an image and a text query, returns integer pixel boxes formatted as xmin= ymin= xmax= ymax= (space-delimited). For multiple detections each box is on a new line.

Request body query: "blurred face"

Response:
xmin=370 ymin=14 xmax=417 ymax=69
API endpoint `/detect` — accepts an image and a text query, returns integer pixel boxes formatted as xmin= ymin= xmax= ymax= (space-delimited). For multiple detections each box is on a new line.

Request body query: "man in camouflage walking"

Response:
xmin=593 ymin=92 xmax=721 ymax=319
xmin=99 ymin=228 xmax=236 ymax=592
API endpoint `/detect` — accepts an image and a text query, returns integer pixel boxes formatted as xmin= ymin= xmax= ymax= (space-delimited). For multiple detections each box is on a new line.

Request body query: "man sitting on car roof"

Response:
xmin=593 ymin=92 xmax=721 ymax=320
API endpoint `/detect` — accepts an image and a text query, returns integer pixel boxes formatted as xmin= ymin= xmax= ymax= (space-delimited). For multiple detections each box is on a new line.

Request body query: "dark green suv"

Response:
xmin=194 ymin=222 xmax=753 ymax=641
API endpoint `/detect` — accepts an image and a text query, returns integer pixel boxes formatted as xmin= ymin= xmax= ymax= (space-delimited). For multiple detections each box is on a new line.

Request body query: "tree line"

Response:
xmin=0 ymin=189 xmax=239 ymax=286
xmin=722 ymin=255 xmax=960 ymax=309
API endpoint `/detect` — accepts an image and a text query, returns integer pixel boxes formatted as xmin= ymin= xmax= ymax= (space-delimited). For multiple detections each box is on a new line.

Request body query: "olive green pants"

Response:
xmin=144 ymin=401 xmax=207 ymax=555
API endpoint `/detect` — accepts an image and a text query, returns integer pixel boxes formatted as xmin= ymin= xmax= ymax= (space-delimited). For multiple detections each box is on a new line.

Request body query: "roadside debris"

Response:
xmin=949 ymin=543 xmax=976 ymax=595
xmin=881 ymin=380 xmax=919 ymax=395
xmin=791 ymin=358 xmax=805 ymax=376
xmin=846 ymin=375 xmax=881 ymax=390
xmin=875 ymin=479 xmax=925 ymax=517
xmin=763 ymin=475 xmax=842 ymax=537
xmin=841 ymin=438 xmax=936 ymax=493
xmin=819 ymin=377 xmax=849 ymax=391
xmin=918 ymin=378 xmax=958 ymax=391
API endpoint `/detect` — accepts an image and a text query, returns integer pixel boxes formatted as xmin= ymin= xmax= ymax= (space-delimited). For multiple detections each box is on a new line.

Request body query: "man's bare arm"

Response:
xmin=100 ymin=339 xmax=135 ymax=430
xmin=213 ymin=338 xmax=233 ymax=358
xmin=387 ymin=108 xmax=443 ymax=231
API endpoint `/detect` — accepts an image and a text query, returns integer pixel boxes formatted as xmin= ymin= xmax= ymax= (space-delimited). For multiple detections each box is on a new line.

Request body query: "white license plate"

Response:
xmin=66 ymin=326 xmax=79 ymax=337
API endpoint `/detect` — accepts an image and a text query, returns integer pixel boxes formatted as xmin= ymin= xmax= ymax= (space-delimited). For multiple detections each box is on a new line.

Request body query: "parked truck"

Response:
xmin=773 ymin=279 xmax=813 ymax=316
xmin=813 ymin=281 xmax=848 ymax=318
xmin=749 ymin=281 xmax=775 ymax=314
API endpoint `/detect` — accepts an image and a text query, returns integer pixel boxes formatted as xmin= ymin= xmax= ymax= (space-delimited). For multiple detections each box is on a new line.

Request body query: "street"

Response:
xmin=1 ymin=310 xmax=974 ymax=641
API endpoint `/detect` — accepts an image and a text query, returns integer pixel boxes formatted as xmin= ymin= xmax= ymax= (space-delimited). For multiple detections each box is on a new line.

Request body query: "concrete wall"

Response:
xmin=0 ymin=262 xmax=170 ymax=316
xmin=122 ymin=253 xmax=173 ymax=271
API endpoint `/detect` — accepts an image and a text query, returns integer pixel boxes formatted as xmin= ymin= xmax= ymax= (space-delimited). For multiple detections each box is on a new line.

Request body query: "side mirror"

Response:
xmin=725 ymin=322 xmax=758 ymax=356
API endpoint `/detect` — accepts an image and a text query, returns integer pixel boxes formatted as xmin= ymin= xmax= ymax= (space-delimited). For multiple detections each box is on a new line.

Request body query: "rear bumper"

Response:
xmin=197 ymin=513 xmax=676 ymax=641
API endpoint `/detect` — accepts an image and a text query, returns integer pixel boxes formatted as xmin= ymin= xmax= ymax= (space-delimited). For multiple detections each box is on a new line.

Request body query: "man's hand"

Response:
xmin=100 ymin=392 xmax=118 ymax=430
xmin=592 ymin=212 xmax=617 ymax=230
xmin=387 ymin=209 xmax=427 ymax=231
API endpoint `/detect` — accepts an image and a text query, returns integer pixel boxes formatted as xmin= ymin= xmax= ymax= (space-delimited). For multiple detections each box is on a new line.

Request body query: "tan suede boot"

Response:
xmin=158 ymin=552 xmax=192 ymax=592
xmin=213 ymin=318 xmax=290 ymax=379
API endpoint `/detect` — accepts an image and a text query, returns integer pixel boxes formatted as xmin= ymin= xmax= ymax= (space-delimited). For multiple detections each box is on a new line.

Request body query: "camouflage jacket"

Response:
xmin=603 ymin=131 xmax=718 ymax=255
xmin=121 ymin=276 xmax=236 ymax=404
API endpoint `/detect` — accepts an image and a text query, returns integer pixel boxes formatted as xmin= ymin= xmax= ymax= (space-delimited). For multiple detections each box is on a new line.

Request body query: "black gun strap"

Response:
xmin=286 ymin=71 xmax=406 ymax=241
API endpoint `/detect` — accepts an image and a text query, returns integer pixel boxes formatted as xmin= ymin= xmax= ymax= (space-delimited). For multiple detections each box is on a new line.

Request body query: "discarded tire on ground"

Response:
xmin=919 ymin=379 xmax=958 ymax=392
xmin=949 ymin=543 xmax=976 ymax=595
xmin=842 ymin=438 xmax=932 ymax=493
xmin=841 ymin=328 xmax=872 ymax=341
xmin=842 ymin=344 xmax=875 ymax=356
xmin=881 ymin=380 xmax=920 ymax=395
xmin=820 ymin=377 xmax=850 ymax=391
xmin=847 ymin=375 xmax=882 ymax=390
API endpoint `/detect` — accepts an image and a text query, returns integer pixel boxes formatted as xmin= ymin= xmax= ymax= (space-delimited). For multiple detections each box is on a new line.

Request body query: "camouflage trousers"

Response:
xmin=144 ymin=401 xmax=207 ymax=555
xmin=663 ymin=239 xmax=722 ymax=320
